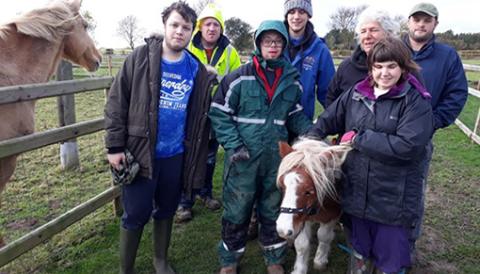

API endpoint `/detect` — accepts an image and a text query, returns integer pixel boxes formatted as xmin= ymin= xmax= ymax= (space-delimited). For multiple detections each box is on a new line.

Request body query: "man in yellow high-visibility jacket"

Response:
xmin=176 ymin=3 xmax=242 ymax=223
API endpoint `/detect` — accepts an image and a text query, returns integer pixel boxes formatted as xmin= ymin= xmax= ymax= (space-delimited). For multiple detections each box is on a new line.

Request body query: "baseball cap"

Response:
xmin=409 ymin=3 xmax=439 ymax=18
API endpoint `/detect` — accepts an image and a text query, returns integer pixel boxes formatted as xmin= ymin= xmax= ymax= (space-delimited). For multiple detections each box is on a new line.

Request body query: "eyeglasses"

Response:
xmin=261 ymin=39 xmax=284 ymax=47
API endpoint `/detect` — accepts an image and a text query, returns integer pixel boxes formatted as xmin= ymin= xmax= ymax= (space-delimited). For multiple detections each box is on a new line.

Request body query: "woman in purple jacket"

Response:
xmin=308 ymin=37 xmax=433 ymax=273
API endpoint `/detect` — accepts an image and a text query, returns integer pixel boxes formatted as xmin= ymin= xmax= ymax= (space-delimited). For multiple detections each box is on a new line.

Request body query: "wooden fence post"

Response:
xmin=105 ymin=48 xmax=114 ymax=77
xmin=57 ymin=61 xmax=80 ymax=170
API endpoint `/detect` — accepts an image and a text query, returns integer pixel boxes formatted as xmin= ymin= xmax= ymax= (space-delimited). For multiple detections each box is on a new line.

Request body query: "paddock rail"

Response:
xmin=456 ymin=64 xmax=480 ymax=145
xmin=0 ymin=76 xmax=117 ymax=267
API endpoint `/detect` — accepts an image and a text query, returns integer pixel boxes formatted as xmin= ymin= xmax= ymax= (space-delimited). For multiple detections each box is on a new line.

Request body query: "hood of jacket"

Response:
xmin=355 ymin=73 xmax=431 ymax=100
xmin=254 ymin=20 xmax=289 ymax=51
xmin=284 ymin=21 xmax=318 ymax=58
xmin=195 ymin=3 xmax=225 ymax=32
xmin=191 ymin=31 xmax=231 ymax=50
xmin=403 ymin=33 xmax=436 ymax=61
xmin=351 ymin=45 xmax=368 ymax=72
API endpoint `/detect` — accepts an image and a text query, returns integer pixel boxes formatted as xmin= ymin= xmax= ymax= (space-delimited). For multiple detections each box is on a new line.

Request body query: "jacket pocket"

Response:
xmin=281 ymin=89 xmax=296 ymax=102
xmin=127 ymin=125 xmax=148 ymax=137
xmin=126 ymin=125 xmax=149 ymax=170
xmin=243 ymin=88 xmax=262 ymax=112
xmin=369 ymin=162 xmax=407 ymax=223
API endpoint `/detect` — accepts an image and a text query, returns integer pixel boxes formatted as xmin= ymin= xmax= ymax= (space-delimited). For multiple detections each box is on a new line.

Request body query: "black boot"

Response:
xmin=153 ymin=218 xmax=175 ymax=274
xmin=119 ymin=227 xmax=143 ymax=274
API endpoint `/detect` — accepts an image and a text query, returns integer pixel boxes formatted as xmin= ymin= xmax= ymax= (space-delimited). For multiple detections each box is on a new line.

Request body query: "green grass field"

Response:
xmin=462 ymin=59 xmax=480 ymax=66
xmin=1 ymin=61 xmax=479 ymax=273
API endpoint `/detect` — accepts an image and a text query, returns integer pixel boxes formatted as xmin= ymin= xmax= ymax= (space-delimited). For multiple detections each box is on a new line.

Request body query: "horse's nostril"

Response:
xmin=287 ymin=230 xmax=293 ymax=236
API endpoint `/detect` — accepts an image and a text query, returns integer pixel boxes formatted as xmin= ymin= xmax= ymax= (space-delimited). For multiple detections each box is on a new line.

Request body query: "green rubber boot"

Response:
xmin=119 ymin=227 xmax=143 ymax=274
xmin=153 ymin=218 xmax=175 ymax=274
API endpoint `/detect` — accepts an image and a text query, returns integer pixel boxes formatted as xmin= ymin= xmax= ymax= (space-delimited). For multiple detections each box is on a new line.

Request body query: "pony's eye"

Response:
xmin=305 ymin=191 xmax=313 ymax=196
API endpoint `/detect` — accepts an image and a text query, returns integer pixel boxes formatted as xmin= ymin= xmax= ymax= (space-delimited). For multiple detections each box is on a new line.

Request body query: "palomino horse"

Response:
xmin=0 ymin=0 xmax=101 ymax=198
xmin=276 ymin=139 xmax=351 ymax=274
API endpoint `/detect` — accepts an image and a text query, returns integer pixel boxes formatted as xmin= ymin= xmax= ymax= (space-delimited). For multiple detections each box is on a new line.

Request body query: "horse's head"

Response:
xmin=61 ymin=0 xmax=102 ymax=72
xmin=275 ymin=139 xmax=351 ymax=240
xmin=1 ymin=0 xmax=102 ymax=73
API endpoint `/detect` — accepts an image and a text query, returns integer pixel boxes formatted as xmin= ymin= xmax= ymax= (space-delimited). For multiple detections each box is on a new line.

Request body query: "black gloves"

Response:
xmin=229 ymin=145 xmax=250 ymax=163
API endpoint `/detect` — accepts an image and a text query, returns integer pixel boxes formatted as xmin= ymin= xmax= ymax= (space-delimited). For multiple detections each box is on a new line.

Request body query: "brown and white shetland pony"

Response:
xmin=276 ymin=139 xmax=351 ymax=274
xmin=0 ymin=0 xmax=101 ymax=195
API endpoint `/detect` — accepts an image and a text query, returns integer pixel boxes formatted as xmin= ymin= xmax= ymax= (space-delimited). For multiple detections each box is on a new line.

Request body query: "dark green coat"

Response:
xmin=209 ymin=60 xmax=311 ymax=162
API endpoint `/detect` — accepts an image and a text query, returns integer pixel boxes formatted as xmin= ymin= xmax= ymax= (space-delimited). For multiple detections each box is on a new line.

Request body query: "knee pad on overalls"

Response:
xmin=258 ymin=215 xmax=283 ymax=247
xmin=221 ymin=218 xmax=249 ymax=249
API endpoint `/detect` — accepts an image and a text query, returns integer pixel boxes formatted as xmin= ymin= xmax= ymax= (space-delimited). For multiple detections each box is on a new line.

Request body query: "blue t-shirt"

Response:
xmin=155 ymin=51 xmax=199 ymax=158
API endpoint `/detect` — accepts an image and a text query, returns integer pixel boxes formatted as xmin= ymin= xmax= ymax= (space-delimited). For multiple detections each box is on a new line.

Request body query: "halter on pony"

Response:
xmin=276 ymin=138 xmax=351 ymax=273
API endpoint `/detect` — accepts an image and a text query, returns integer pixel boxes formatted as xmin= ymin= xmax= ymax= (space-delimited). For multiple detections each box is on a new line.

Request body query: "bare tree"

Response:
xmin=328 ymin=5 xmax=367 ymax=32
xmin=191 ymin=0 xmax=215 ymax=14
xmin=116 ymin=15 xmax=145 ymax=50
xmin=327 ymin=5 xmax=368 ymax=50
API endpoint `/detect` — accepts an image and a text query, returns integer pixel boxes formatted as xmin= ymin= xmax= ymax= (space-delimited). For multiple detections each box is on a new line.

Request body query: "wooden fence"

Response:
xmin=455 ymin=64 xmax=480 ymax=145
xmin=73 ymin=54 xmax=128 ymax=76
xmin=0 ymin=75 xmax=117 ymax=267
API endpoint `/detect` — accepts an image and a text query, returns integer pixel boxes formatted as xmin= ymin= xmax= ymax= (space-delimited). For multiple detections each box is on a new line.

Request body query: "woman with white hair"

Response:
xmin=325 ymin=7 xmax=400 ymax=106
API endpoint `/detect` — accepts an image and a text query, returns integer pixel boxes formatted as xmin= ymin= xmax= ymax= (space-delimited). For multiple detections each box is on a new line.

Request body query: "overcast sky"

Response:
xmin=1 ymin=0 xmax=477 ymax=49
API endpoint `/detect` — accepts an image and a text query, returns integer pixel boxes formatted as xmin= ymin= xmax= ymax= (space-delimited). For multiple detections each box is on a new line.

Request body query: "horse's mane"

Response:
xmin=0 ymin=1 xmax=78 ymax=42
xmin=277 ymin=138 xmax=352 ymax=204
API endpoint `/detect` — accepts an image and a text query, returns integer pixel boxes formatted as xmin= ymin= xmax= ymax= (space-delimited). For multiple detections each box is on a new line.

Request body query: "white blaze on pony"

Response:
xmin=276 ymin=139 xmax=351 ymax=274
xmin=276 ymin=172 xmax=301 ymax=237
xmin=0 ymin=0 xmax=101 ymax=206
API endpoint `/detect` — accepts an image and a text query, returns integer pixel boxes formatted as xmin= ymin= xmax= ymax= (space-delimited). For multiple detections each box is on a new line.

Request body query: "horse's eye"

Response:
xmin=305 ymin=191 xmax=312 ymax=196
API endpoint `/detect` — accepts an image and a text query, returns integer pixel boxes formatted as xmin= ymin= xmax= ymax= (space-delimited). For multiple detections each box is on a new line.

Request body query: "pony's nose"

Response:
xmin=95 ymin=61 xmax=101 ymax=71
xmin=277 ymin=228 xmax=294 ymax=239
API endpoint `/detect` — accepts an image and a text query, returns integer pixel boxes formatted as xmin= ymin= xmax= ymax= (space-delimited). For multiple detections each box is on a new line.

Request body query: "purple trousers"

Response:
xmin=349 ymin=214 xmax=411 ymax=273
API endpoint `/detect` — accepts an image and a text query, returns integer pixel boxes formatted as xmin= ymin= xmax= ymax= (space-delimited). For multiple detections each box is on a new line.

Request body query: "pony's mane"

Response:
xmin=0 ymin=1 xmax=78 ymax=42
xmin=277 ymin=138 xmax=352 ymax=204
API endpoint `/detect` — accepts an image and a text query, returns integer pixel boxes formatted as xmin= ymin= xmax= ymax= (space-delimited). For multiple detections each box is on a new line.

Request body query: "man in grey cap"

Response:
xmin=404 ymin=1 xmax=468 ymax=261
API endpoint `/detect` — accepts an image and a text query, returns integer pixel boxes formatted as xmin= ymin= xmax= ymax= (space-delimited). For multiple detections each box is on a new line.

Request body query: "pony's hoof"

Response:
xmin=313 ymin=261 xmax=327 ymax=272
